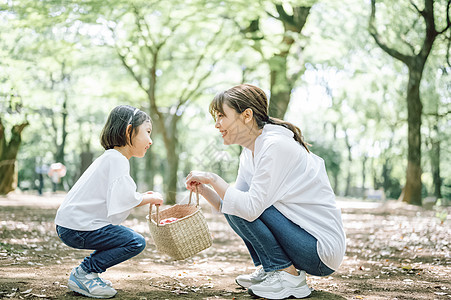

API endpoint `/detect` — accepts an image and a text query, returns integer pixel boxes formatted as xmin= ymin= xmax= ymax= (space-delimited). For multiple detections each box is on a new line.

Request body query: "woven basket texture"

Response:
xmin=147 ymin=203 xmax=212 ymax=260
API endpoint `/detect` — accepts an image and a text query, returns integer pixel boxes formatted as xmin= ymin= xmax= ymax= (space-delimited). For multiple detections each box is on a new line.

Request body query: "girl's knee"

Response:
xmin=130 ymin=233 xmax=146 ymax=254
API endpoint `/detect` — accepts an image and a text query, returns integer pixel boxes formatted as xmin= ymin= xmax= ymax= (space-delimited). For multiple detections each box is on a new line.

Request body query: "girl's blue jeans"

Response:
xmin=56 ymin=224 xmax=146 ymax=274
xmin=224 ymin=205 xmax=334 ymax=276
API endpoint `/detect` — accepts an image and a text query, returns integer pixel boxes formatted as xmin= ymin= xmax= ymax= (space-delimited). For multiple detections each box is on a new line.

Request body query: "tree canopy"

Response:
xmin=1 ymin=0 xmax=450 ymax=205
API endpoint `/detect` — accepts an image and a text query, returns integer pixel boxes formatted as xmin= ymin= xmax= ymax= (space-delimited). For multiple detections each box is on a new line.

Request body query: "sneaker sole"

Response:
xmin=68 ymin=279 xmax=117 ymax=299
xmin=236 ymin=276 xmax=267 ymax=289
xmin=235 ymin=278 xmax=253 ymax=289
xmin=248 ymin=284 xmax=311 ymax=300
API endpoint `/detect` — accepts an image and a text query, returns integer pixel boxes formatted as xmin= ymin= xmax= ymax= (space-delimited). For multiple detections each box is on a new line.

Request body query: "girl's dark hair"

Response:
xmin=100 ymin=105 xmax=151 ymax=150
xmin=209 ymin=84 xmax=310 ymax=152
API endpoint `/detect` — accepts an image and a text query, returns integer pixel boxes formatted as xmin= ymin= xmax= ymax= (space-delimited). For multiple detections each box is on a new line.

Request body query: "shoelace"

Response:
xmin=87 ymin=277 xmax=107 ymax=287
xmin=76 ymin=269 xmax=110 ymax=288
xmin=98 ymin=277 xmax=112 ymax=286
xmin=259 ymin=271 xmax=279 ymax=285
xmin=252 ymin=268 xmax=266 ymax=279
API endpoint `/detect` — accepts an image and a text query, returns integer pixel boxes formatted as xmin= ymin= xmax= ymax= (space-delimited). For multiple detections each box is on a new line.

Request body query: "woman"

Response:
xmin=185 ymin=84 xmax=346 ymax=299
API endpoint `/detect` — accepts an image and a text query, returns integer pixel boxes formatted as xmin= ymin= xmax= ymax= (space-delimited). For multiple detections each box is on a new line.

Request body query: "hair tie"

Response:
xmin=128 ymin=108 xmax=140 ymax=124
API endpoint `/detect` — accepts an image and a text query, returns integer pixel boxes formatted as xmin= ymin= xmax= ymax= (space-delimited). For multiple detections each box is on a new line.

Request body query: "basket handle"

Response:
xmin=188 ymin=185 xmax=200 ymax=207
xmin=149 ymin=204 xmax=162 ymax=227
xmin=150 ymin=187 xmax=200 ymax=227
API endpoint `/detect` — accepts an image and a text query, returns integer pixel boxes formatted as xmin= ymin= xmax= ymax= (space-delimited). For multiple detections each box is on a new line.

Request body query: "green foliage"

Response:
xmin=309 ymin=140 xmax=341 ymax=186
xmin=0 ymin=0 xmax=449 ymax=204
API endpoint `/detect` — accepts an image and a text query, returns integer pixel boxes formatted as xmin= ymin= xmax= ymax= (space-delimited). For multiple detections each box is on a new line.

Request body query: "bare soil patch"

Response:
xmin=0 ymin=193 xmax=450 ymax=299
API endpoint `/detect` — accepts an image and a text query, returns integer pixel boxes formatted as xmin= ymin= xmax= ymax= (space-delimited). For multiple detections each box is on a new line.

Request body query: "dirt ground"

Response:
xmin=0 ymin=192 xmax=450 ymax=300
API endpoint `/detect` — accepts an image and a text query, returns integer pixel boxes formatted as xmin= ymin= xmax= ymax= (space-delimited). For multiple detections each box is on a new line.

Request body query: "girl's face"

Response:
xmin=130 ymin=121 xmax=153 ymax=158
xmin=214 ymin=104 xmax=251 ymax=147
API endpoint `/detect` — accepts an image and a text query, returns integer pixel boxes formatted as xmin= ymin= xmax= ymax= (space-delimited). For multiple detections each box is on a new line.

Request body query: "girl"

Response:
xmin=185 ymin=84 xmax=346 ymax=299
xmin=55 ymin=105 xmax=163 ymax=299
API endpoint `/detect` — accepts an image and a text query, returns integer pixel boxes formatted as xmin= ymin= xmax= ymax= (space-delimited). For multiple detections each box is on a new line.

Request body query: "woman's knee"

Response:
xmin=317 ymin=261 xmax=335 ymax=276
xmin=224 ymin=213 xmax=239 ymax=223
xmin=225 ymin=213 xmax=252 ymax=226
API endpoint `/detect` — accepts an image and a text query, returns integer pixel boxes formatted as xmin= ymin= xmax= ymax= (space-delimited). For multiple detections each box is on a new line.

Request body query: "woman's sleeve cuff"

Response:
xmin=221 ymin=187 xmax=241 ymax=215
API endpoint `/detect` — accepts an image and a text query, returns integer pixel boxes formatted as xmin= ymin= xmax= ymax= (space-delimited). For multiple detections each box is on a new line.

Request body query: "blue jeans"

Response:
xmin=224 ymin=206 xmax=334 ymax=276
xmin=56 ymin=224 xmax=146 ymax=274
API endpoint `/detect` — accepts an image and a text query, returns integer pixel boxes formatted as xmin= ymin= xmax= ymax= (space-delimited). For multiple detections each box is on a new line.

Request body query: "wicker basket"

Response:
xmin=146 ymin=190 xmax=212 ymax=260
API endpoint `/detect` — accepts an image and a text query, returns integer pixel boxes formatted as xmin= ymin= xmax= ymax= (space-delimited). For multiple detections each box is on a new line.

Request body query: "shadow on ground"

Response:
xmin=1 ymin=193 xmax=450 ymax=299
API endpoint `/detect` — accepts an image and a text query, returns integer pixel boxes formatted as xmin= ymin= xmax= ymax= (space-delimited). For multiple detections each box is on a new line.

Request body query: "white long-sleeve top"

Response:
xmin=221 ymin=124 xmax=346 ymax=270
xmin=55 ymin=149 xmax=143 ymax=231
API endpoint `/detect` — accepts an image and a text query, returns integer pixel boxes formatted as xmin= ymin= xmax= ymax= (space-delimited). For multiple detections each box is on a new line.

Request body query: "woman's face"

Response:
xmin=130 ymin=121 xmax=153 ymax=158
xmin=215 ymin=104 xmax=250 ymax=146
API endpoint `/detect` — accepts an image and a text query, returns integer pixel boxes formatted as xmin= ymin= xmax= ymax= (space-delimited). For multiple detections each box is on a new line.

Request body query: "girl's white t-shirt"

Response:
xmin=221 ymin=124 xmax=346 ymax=271
xmin=55 ymin=149 xmax=143 ymax=231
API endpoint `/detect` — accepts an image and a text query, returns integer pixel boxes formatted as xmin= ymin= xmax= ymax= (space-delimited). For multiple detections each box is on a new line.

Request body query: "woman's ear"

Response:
xmin=242 ymin=108 xmax=254 ymax=124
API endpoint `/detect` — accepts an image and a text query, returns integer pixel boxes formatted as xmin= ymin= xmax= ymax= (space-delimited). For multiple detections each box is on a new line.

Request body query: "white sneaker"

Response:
xmin=97 ymin=276 xmax=113 ymax=287
xmin=248 ymin=270 xmax=311 ymax=299
xmin=68 ymin=267 xmax=117 ymax=299
xmin=235 ymin=267 xmax=267 ymax=288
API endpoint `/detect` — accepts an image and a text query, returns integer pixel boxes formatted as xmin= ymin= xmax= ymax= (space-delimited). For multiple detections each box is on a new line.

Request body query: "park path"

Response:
xmin=0 ymin=192 xmax=450 ymax=299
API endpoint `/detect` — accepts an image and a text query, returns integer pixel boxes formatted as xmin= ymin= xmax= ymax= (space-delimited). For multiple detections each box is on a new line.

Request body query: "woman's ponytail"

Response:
xmin=267 ymin=117 xmax=310 ymax=153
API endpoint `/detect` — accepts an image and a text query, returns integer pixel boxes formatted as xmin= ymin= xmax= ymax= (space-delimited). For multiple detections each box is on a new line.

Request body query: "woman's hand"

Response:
xmin=186 ymin=182 xmax=207 ymax=195
xmin=185 ymin=170 xmax=228 ymax=211
xmin=185 ymin=171 xmax=215 ymax=191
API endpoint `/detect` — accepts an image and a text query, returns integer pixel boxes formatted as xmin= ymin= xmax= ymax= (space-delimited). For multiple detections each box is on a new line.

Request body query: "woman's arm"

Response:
xmin=186 ymin=171 xmax=229 ymax=211
xmin=192 ymin=184 xmax=222 ymax=211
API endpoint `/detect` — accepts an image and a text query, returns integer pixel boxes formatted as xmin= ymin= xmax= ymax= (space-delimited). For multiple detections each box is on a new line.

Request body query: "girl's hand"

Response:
xmin=145 ymin=191 xmax=163 ymax=206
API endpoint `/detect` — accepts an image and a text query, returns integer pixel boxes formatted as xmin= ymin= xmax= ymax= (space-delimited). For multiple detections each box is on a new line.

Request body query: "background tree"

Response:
xmin=233 ymin=0 xmax=316 ymax=119
xmin=369 ymin=0 xmax=451 ymax=205
xmin=89 ymin=0 xmax=235 ymax=203
xmin=423 ymin=54 xmax=451 ymax=199
xmin=1 ymin=0 xmax=450 ymax=206
xmin=0 ymin=100 xmax=29 ymax=195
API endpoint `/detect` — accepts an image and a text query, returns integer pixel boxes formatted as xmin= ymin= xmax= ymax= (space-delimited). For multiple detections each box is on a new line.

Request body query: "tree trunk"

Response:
xmin=430 ymin=122 xmax=442 ymax=198
xmin=269 ymin=56 xmax=292 ymax=119
xmin=331 ymin=123 xmax=339 ymax=194
xmin=333 ymin=172 xmax=339 ymax=195
xmin=0 ymin=119 xmax=29 ymax=195
xmin=130 ymin=157 xmax=139 ymax=184
xmin=431 ymin=139 xmax=441 ymax=198
xmin=344 ymin=131 xmax=352 ymax=196
xmin=165 ymin=139 xmax=179 ymax=204
xmin=399 ymin=67 xmax=423 ymax=206
xmin=267 ymin=5 xmax=312 ymax=119
xmin=55 ymin=91 xmax=68 ymax=164
xmin=362 ymin=154 xmax=367 ymax=190
xmin=382 ymin=160 xmax=390 ymax=193
xmin=145 ymin=149 xmax=155 ymax=191
xmin=147 ymin=106 xmax=181 ymax=205
xmin=369 ymin=0 xmax=448 ymax=206
xmin=79 ymin=151 xmax=93 ymax=177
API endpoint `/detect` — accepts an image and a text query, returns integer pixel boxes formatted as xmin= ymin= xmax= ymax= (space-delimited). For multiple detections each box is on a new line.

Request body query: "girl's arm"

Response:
xmin=186 ymin=171 xmax=229 ymax=211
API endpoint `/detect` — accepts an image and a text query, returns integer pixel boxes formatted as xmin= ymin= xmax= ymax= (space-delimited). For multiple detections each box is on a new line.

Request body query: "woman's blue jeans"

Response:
xmin=224 ymin=206 xmax=334 ymax=276
xmin=56 ymin=224 xmax=146 ymax=274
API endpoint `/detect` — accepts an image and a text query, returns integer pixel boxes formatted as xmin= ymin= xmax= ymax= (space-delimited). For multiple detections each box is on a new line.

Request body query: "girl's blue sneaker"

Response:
xmin=68 ymin=267 xmax=117 ymax=299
